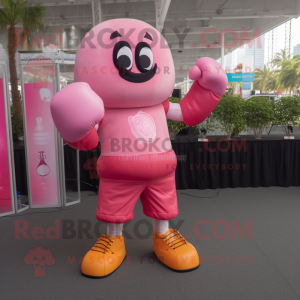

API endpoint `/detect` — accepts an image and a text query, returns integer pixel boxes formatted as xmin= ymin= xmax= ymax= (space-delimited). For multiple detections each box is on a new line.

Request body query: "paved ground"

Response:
xmin=1 ymin=187 xmax=300 ymax=300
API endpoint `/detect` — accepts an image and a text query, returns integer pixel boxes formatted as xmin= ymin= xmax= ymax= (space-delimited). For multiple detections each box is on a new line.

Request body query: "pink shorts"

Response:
xmin=96 ymin=151 xmax=178 ymax=223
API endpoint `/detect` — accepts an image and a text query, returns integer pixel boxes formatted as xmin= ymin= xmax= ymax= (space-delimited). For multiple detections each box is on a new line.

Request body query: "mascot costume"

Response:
xmin=50 ymin=19 xmax=227 ymax=278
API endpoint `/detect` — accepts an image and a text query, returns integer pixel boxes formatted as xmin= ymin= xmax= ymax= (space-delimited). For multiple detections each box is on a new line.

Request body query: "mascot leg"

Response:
xmin=81 ymin=176 xmax=145 ymax=278
xmin=153 ymin=219 xmax=169 ymax=234
xmin=144 ymin=174 xmax=200 ymax=272
xmin=107 ymin=223 xmax=124 ymax=236
xmin=152 ymin=225 xmax=200 ymax=272
xmin=80 ymin=223 xmax=126 ymax=278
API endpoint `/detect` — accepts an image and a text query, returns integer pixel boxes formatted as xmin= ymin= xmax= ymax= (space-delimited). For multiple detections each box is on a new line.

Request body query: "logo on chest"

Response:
xmin=128 ymin=111 xmax=156 ymax=143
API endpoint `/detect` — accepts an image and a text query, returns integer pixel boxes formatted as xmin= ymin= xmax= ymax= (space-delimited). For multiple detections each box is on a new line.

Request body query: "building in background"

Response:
xmin=293 ymin=44 xmax=300 ymax=56
xmin=218 ymin=52 xmax=234 ymax=71
xmin=224 ymin=52 xmax=232 ymax=70
xmin=245 ymin=34 xmax=265 ymax=71
xmin=229 ymin=34 xmax=265 ymax=72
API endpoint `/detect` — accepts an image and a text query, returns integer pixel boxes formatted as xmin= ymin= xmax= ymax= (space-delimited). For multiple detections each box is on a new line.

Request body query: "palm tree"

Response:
xmin=265 ymin=70 xmax=281 ymax=92
xmin=279 ymin=55 xmax=300 ymax=94
xmin=0 ymin=0 xmax=46 ymax=120
xmin=253 ymin=65 xmax=272 ymax=92
xmin=270 ymin=49 xmax=291 ymax=69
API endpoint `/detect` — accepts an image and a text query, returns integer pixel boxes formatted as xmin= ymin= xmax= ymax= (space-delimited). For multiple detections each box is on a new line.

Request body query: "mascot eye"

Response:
xmin=113 ymin=41 xmax=133 ymax=71
xmin=139 ymin=48 xmax=153 ymax=71
xmin=117 ymin=47 xmax=133 ymax=70
xmin=135 ymin=42 xmax=153 ymax=73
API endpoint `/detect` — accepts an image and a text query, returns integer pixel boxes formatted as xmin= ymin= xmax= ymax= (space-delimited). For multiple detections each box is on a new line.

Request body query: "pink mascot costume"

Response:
xmin=51 ymin=19 xmax=227 ymax=278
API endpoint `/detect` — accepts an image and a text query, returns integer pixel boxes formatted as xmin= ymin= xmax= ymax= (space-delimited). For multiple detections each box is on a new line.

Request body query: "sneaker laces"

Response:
xmin=163 ymin=229 xmax=187 ymax=250
xmin=91 ymin=234 xmax=115 ymax=254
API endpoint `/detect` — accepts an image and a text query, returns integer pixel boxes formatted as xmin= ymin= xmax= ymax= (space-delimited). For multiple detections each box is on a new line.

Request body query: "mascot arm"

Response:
xmin=163 ymin=57 xmax=228 ymax=126
xmin=162 ymin=100 xmax=183 ymax=122
xmin=50 ymin=82 xmax=104 ymax=151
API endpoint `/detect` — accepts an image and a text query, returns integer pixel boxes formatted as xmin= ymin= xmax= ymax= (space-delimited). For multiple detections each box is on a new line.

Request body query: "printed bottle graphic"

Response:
xmin=128 ymin=111 xmax=156 ymax=144
xmin=35 ymin=117 xmax=45 ymax=131
xmin=37 ymin=151 xmax=50 ymax=176
xmin=34 ymin=117 xmax=50 ymax=145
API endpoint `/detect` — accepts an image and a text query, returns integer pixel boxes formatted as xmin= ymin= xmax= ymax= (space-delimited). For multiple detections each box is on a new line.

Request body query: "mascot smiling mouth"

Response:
xmin=118 ymin=63 xmax=157 ymax=83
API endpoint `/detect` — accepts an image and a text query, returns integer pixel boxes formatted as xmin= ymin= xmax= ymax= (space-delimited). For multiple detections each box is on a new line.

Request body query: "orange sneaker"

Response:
xmin=81 ymin=234 xmax=126 ymax=278
xmin=153 ymin=229 xmax=200 ymax=272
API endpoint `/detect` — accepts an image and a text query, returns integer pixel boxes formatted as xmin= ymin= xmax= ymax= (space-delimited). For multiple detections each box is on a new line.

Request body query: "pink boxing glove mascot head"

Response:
xmin=51 ymin=19 xmax=228 ymax=278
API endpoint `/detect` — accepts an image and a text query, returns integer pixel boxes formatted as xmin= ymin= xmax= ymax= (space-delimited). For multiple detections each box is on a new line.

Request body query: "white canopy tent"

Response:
xmin=1 ymin=0 xmax=300 ymax=83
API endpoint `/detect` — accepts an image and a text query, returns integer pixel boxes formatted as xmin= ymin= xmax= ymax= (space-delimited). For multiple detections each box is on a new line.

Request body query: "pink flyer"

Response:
xmin=0 ymin=78 xmax=12 ymax=214
xmin=24 ymin=82 xmax=59 ymax=206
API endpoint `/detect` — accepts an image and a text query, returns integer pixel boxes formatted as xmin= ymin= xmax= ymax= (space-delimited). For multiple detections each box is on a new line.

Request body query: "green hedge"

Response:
xmin=167 ymin=95 xmax=300 ymax=139
xmin=244 ymin=96 xmax=274 ymax=139
xmin=213 ymin=94 xmax=246 ymax=139
xmin=273 ymin=96 xmax=300 ymax=135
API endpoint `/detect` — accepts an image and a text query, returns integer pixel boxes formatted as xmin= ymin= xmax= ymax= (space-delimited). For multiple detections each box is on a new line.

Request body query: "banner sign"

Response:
xmin=24 ymin=82 xmax=59 ymax=206
xmin=242 ymin=82 xmax=251 ymax=90
xmin=0 ymin=78 xmax=12 ymax=214
xmin=20 ymin=53 xmax=54 ymax=63
xmin=227 ymin=72 xmax=255 ymax=82
xmin=62 ymin=52 xmax=76 ymax=64
xmin=19 ymin=51 xmax=75 ymax=65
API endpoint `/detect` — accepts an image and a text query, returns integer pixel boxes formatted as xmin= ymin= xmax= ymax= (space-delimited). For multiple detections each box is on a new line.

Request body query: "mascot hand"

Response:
xmin=189 ymin=57 xmax=228 ymax=97
xmin=50 ymin=82 xmax=104 ymax=151
xmin=179 ymin=57 xmax=228 ymax=126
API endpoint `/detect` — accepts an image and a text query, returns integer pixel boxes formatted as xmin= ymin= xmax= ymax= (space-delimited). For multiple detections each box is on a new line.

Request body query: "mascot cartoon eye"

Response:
xmin=113 ymin=41 xmax=133 ymax=71
xmin=135 ymin=42 xmax=153 ymax=73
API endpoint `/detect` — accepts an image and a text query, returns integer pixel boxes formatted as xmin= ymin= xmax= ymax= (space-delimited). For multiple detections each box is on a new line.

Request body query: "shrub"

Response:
xmin=213 ymin=95 xmax=246 ymax=139
xmin=273 ymin=96 xmax=300 ymax=136
xmin=167 ymin=97 xmax=189 ymax=139
xmin=197 ymin=113 xmax=218 ymax=138
xmin=244 ymin=96 xmax=274 ymax=139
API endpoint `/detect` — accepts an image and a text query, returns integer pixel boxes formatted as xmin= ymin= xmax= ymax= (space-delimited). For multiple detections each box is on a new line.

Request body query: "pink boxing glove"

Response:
xmin=189 ymin=57 xmax=228 ymax=97
xmin=179 ymin=57 xmax=228 ymax=126
xmin=50 ymin=82 xmax=104 ymax=151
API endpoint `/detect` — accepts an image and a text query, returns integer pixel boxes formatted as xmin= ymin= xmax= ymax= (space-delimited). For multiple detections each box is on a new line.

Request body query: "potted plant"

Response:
xmin=197 ymin=112 xmax=218 ymax=141
xmin=244 ymin=96 xmax=274 ymax=139
xmin=167 ymin=97 xmax=189 ymax=140
xmin=213 ymin=94 xmax=246 ymax=139
xmin=273 ymin=96 xmax=300 ymax=139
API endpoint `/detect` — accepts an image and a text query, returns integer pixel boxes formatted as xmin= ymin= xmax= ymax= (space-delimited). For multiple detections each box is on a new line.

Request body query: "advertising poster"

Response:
xmin=227 ymin=72 xmax=255 ymax=82
xmin=0 ymin=78 xmax=12 ymax=214
xmin=24 ymin=82 xmax=59 ymax=206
